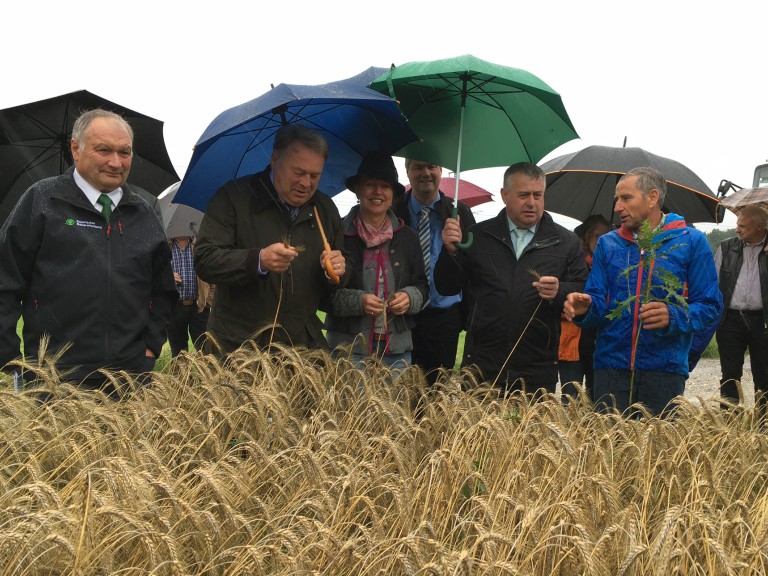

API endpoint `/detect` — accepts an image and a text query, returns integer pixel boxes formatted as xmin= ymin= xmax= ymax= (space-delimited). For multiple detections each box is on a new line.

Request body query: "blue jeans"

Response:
xmin=352 ymin=343 xmax=411 ymax=373
xmin=594 ymin=369 xmax=685 ymax=418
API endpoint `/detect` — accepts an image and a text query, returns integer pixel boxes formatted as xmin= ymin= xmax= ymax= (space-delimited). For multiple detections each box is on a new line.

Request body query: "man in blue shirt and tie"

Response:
xmin=393 ymin=159 xmax=476 ymax=384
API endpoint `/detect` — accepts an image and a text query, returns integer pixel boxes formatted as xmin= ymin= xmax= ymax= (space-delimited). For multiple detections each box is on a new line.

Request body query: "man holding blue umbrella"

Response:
xmin=194 ymin=124 xmax=347 ymax=355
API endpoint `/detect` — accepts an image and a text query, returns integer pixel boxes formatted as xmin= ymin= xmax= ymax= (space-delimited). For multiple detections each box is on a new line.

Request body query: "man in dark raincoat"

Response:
xmin=0 ymin=109 xmax=177 ymax=395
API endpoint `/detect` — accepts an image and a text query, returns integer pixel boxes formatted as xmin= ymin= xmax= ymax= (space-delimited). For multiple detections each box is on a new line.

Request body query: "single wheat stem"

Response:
xmin=491 ymin=299 xmax=543 ymax=389
xmin=73 ymin=470 xmax=92 ymax=572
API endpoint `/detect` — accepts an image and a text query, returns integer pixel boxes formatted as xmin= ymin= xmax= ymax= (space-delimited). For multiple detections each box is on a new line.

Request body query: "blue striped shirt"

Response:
xmin=408 ymin=195 xmax=462 ymax=310
xmin=171 ymin=238 xmax=197 ymax=301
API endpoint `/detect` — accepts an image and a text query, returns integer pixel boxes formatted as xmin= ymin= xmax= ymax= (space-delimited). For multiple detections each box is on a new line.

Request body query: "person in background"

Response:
xmin=558 ymin=214 xmax=610 ymax=398
xmin=436 ymin=162 xmax=588 ymax=397
xmin=167 ymin=236 xmax=214 ymax=357
xmin=0 ymin=109 xmax=177 ymax=396
xmin=565 ymin=167 xmax=722 ymax=417
xmin=714 ymin=204 xmax=768 ymax=413
xmin=392 ymin=159 xmax=475 ymax=383
xmin=325 ymin=152 xmax=428 ymax=372
xmin=194 ymin=124 xmax=347 ymax=356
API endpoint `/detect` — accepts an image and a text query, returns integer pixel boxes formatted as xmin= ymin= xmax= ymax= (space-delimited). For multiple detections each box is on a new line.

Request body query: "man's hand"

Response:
xmin=639 ymin=301 xmax=670 ymax=330
xmin=564 ymin=292 xmax=592 ymax=320
xmin=533 ymin=275 xmax=559 ymax=301
xmin=441 ymin=216 xmax=462 ymax=255
xmin=260 ymin=242 xmax=299 ymax=273
xmin=321 ymin=249 xmax=346 ymax=278
xmin=387 ymin=291 xmax=410 ymax=316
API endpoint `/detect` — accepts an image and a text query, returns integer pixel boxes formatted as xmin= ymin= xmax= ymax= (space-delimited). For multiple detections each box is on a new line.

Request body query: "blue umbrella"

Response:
xmin=174 ymin=68 xmax=418 ymax=212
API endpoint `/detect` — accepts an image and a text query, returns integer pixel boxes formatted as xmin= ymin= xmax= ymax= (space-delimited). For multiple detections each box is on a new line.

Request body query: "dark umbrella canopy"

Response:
xmin=174 ymin=68 xmax=418 ymax=212
xmin=540 ymin=145 xmax=720 ymax=224
xmin=0 ymin=90 xmax=179 ymax=226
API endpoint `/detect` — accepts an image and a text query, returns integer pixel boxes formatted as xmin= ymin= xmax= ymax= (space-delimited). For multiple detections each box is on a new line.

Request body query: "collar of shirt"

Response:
xmin=173 ymin=237 xmax=194 ymax=250
xmin=744 ymin=232 xmax=768 ymax=248
xmin=507 ymin=216 xmax=537 ymax=238
xmin=74 ymin=169 xmax=123 ymax=211
xmin=408 ymin=193 xmax=440 ymax=226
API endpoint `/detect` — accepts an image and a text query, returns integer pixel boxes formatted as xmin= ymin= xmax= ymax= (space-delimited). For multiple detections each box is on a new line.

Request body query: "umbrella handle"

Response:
xmin=453 ymin=205 xmax=473 ymax=249
xmin=314 ymin=209 xmax=340 ymax=285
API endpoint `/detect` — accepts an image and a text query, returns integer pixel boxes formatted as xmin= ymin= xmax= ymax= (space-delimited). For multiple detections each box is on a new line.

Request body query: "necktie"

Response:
xmin=514 ymin=227 xmax=528 ymax=258
xmin=97 ymin=193 xmax=112 ymax=224
xmin=419 ymin=207 xmax=431 ymax=278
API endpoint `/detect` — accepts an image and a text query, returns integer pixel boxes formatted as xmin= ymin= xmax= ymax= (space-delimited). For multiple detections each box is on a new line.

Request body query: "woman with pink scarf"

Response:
xmin=324 ymin=151 xmax=428 ymax=373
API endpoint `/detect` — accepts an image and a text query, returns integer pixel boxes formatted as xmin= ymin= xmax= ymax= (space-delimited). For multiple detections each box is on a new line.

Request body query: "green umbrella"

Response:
xmin=370 ymin=54 xmax=579 ymax=246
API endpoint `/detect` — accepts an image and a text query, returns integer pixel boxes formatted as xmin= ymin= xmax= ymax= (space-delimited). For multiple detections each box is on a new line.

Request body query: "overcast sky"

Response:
xmin=4 ymin=1 xmax=764 ymax=230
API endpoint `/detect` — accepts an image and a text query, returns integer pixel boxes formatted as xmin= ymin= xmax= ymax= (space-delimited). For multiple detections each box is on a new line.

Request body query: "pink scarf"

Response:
xmin=354 ymin=212 xmax=393 ymax=248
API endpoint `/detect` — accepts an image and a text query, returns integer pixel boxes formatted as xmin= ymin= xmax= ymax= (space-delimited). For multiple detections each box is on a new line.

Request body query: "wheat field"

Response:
xmin=1 ymin=345 xmax=768 ymax=575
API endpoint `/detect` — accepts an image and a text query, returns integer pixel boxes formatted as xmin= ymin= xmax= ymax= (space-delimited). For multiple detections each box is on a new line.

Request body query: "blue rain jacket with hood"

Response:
xmin=577 ymin=213 xmax=722 ymax=377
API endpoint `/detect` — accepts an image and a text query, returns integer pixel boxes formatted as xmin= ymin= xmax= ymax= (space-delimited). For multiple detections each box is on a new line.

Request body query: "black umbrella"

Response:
xmin=0 ymin=90 xmax=179 ymax=226
xmin=540 ymin=145 xmax=720 ymax=224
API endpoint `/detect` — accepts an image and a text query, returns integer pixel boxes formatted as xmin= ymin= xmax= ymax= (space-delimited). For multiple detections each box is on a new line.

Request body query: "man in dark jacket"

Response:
xmin=436 ymin=162 xmax=588 ymax=395
xmin=715 ymin=204 xmax=768 ymax=411
xmin=194 ymin=124 xmax=347 ymax=355
xmin=0 ymin=109 xmax=177 ymax=395
xmin=393 ymin=159 xmax=476 ymax=383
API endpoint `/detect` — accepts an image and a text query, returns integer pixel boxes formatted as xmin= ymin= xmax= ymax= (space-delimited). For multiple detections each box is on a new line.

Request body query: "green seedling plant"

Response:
xmin=606 ymin=219 xmax=689 ymax=406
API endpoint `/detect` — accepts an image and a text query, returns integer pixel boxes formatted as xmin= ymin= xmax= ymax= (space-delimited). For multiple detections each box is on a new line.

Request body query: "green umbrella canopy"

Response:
xmin=370 ymin=54 xmax=579 ymax=173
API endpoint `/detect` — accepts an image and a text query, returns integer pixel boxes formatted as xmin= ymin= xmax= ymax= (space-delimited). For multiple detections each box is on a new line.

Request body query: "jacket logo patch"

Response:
xmin=66 ymin=219 xmax=75 ymax=226
xmin=74 ymin=220 xmax=104 ymax=230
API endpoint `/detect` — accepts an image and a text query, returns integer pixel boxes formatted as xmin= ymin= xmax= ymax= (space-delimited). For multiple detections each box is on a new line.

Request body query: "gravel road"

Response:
xmin=685 ymin=357 xmax=754 ymax=406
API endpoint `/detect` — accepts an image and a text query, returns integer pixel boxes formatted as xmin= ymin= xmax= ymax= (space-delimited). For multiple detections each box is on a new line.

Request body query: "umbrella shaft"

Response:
xmin=454 ymin=105 xmax=465 ymax=209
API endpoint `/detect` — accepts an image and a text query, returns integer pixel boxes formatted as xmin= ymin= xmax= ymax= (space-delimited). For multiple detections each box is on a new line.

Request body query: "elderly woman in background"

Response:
xmin=325 ymin=151 xmax=428 ymax=373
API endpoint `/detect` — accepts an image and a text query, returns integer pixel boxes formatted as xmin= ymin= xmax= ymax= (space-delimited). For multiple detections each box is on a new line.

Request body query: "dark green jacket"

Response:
xmin=195 ymin=167 xmax=346 ymax=354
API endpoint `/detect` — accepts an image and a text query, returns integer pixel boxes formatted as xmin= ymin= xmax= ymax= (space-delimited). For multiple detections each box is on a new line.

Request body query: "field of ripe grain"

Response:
xmin=1 ymin=345 xmax=767 ymax=575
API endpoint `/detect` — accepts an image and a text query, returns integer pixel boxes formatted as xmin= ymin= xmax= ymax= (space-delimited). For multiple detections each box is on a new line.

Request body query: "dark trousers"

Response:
xmin=558 ymin=360 xmax=584 ymax=398
xmin=167 ymin=302 xmax=210 ymax=357
xmin=412 ymin=304 xmax=463 ymax=384
xmin=579 ymin=325 xmax=598 ymax=399
xmin=594 ymin=368 xmax=685 ymax=418
xmin=716 ymin=310 xmax=768 ymax=410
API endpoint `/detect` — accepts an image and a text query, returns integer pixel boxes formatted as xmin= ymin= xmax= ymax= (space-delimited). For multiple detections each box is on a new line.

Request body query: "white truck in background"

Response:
xmin=753 ymin=162 xmax=768 ymax=187
xmin=714 ymin=162 xmax=768 ymax=222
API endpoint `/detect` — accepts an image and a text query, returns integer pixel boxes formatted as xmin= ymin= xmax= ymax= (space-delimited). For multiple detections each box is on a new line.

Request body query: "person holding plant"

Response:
xmin=436 ymin=162 xmax=588 ymax=397
xmin=324 ymin=152 xmax=428 ymax=373
xmin=194 ymin=124 xmax=347 ymax=355
xmin=564 ymin=167 xmax=722 ymax=417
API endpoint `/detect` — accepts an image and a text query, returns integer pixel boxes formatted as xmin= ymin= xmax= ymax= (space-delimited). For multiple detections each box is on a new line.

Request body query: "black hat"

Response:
xmin=574 ymin=214 xmax=610 ymax=239
xmin=345 ymin=151 xmax=406 ymax=198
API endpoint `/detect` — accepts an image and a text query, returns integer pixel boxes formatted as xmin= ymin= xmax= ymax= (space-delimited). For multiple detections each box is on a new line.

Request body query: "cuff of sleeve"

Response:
xmin=247 ymin=248 xmax=268 ymax=279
